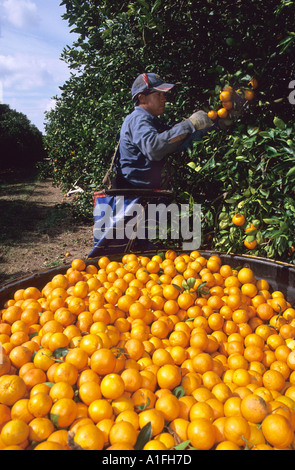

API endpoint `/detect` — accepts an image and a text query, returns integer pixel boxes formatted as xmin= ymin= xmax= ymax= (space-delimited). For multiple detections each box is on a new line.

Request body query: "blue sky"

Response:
xmin=0 ymin=0 xmax=77 ymax=132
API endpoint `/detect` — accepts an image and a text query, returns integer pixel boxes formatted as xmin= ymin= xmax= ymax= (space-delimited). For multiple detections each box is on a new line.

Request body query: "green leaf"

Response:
xmin=135 ymin=397 xmax=151 ymax=411
xmin=43 ymin=382 xmax=55 ymax=388
xmin=134 ymin=422 xmax=152 ymax=450
xmin=182 ymin=280 xmax=189 ymax=290
xmin=173 ymin=440 xmax=191 ymax=450
xmin=151 ymin=0 xmax=162 ymax=13
xmin=50 ymin=413 xmax=60 ymax=427
xmin=172 ymin=283 xmax=183 ymax=292
xmin=273 ymin=117 xmax=286 ymax=130
xmin=263 ymin=218 xmax=280 ymax=225
xmin=52 ymin=347 xmax=70 ymax=359
xmin=187 ymin=161 xmax=196 ymax=169
xmin=173 ymin=386 xmax=185 ymax=398
xmin=267 ymin=229 xmax=283 ymax=239
xmin=286 ymin=167 xmax=295 ymax=177
xmin=196 ymin=282 xmax=210 ymax=297
xmin=186 ymin=277 xmax=196 ymax=289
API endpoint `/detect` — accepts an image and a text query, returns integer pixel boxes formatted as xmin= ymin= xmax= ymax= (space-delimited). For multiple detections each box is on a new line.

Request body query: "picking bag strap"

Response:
xmin=102 ymin=140 xmax=121 ymax=189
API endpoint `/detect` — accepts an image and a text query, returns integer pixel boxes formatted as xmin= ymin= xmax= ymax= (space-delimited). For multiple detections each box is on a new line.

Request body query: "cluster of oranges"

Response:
xmin=1 ymin=251 xmax=295 ymax=450
xmin=208 ymin=78 xmax=257 ymax=122
xmin=232 ymin=213 xmax=260 ymax=250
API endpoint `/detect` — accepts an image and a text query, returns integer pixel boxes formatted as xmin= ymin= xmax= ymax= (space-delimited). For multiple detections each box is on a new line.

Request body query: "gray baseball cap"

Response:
xmin=131 ymin=73 xmax=175 ymax=101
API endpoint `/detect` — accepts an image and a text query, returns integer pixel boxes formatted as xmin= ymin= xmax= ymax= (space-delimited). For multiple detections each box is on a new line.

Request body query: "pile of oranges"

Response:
xmin=1 ymin=251 xmax=295 ymax=450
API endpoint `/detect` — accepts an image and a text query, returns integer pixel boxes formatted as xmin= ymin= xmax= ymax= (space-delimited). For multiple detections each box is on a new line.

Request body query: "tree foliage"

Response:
xmin=0 ymin=104 xmax=45 ymax=170
xmin=43 ymin=0 xmax=295 ymax=261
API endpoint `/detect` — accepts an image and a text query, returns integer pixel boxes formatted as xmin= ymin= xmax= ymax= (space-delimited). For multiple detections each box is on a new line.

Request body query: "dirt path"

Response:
xmin=0 ymin=170 xmax=94 ymax=285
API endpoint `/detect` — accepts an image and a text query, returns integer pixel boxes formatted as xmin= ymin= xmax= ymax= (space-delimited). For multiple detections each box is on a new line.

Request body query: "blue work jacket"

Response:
xmin=118 ymin=106 xmax=211 ymax=188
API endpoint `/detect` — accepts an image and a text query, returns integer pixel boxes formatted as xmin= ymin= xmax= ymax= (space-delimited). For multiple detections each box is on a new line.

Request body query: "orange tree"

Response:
xmin=0 ymin=104 xmax=45 ymax=170
xmin=43 ymin=0 xmax=295 ymax=260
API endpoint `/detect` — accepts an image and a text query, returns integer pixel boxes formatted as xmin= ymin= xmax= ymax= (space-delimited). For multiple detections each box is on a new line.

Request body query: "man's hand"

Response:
xmin=189 ymin=110 xmax=213 ymax=130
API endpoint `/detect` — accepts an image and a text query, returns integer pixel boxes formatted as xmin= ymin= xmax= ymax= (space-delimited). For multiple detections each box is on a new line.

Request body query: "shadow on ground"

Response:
xmin=0 ymin=168 xmax=93 ymax=285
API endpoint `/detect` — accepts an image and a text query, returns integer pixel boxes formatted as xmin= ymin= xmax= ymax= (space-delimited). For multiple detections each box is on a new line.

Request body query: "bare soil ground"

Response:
xmin=0 ymin=168 xmax=94 ymax=285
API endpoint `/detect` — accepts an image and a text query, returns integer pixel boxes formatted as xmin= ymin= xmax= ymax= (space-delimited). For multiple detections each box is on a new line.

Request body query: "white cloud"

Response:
xmin=0 ymin=53 xmax=56 ymax=90
xmin=45 ymin=98 xmax=56 ymax=113
xmin=0 ymin=0 xmax=78 ymax=131
xmin=2 ymin=0 xmax=40 ymax=29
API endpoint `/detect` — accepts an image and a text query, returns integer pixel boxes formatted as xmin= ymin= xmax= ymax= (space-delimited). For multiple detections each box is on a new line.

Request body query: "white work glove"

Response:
xmin=189 ymin=110 xmax=213 ymax=130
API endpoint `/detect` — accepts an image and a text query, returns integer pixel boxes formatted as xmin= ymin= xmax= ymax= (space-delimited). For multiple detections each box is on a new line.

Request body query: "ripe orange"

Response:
xmin=223 ymin=415 xmax=251 ymax=446
xmin=208 ymin=110 xmax=218 ymax=120
xmin=10 ymin=399 xmax=34 ymax=424
xmin=23 ymin=286 xmax=41 ymax=300
xmin=129 ymin=301 xmax=146 ymax=320
xmin=9 ymin=346 xmax=32 ymax=369
xmin=28 ymin=393 xmax=53 ymax=418
xmin=244 ymin=239 xmax=258 ymax=250
xmin=189 ymin=401 xmax=214 ymax=422
xmin=256 ymin=303 xmax=274 ymax=321
xmin=49 ymin=382 xmax=74 ymax=402
xmin=169 ymin=330 xmax=189 ymax=348
xmin=100 ymin=373 xmax=125 ymax=400
xmin=240 ymin=394 xmax=268 ymax=423
xmin=47 ymin=332 xmax=69 ymax=352
xmin=187 ymin=418 xmax=216 ymax=450
xmin=53 ymin=362 xmax=79 ymax=386
xmin=155 ymin=393 xmax=180 ymax=421
xmin=192 ymin=353 xmax=213 ymax=374
xmin=90 ymin=348 xmax=116 ymax=375
xmin=237 ymin=267 xmax=255 ymax=284
xmin=0 ymin=375 xmax=26 ymax=406
xmin=261 ymin=414 xmax=293 ymax=449
xmin=121 ymin=368 xmax=143 ymax=393
xmin=79 ymin=334 xmax=103 ymax=356
xmin=28 ymin=417 xmax=55 ymax=443
xmin=215 ymin=440 xmax=240 ymax=450
xmin=88 ymin=399 xmax=113 ymax=423
xmin=109 ymin=421 xmax=137 ymax=447
xmin=156 ymin=364 xmax=182 ymax=390
xmin=138 ymin=408 xmax=165 ymax=437
xmin=78 ymin=381 xmax=102 ymax=405
xmin=162 ymin=284 xmax=179 ymax=300
xmin=67 ymin=297 xmax=86 ymax=315
xmin=262 ymin=369 xmax=285 ymax=392
xmin=74 ymin=423 xmax=104 ymax=450
xmin=154 ymin=431 xmax=175 ymax=449
xmin=132 ymin=388 xmax=156 ymax=410
xmin=232 ymin=213 xmax=246 ymax=226
xmin=244 ymin=89 xmax=255 ymax=100
xmin=178 ymin=292 xmax=195 ymax=310
xmin=65 ymin=348 xmax=88 ymax=371
xmin=150 ymin=319 xmax=169 ymax=339
xmin=152 ymin=348 xmax=173 ymax=367
xmin=124 ymin=338 xmax=145 ymax=361
xmin=142 ymin=440 xmax=167 ymax=450
xmin=50 ymin=398 xmax=78 ymax=428
xmin=71 ymin=258 xmax=86 ymax=271
xmin=1 ymin=419 xmax=29 ymax=447
xmin=222 ymin=100 xmax=233 ymax=110
xmin=217 ymin=108 xmax=228 ymax=119
xmin=248 ymin=78 xmax=259 ymax=89
xmin=47 ymin=429 xmax=70 ymax=449
xmin=219 ymin=90 xmax=232 ymax=102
